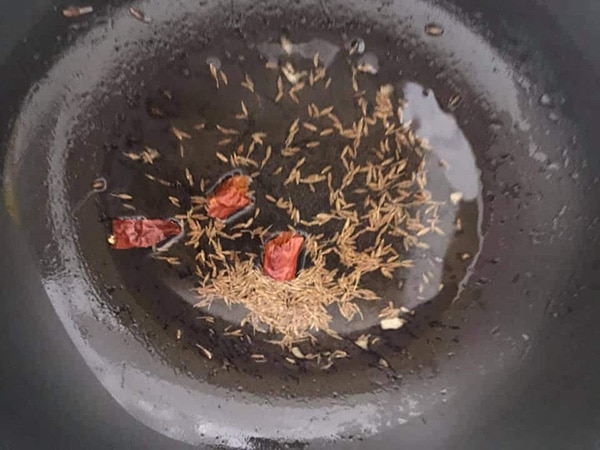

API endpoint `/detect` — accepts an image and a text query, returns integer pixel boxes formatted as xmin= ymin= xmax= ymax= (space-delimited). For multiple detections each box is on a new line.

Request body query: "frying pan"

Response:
xmin=1 ymin=0 xmax=599 ymax=448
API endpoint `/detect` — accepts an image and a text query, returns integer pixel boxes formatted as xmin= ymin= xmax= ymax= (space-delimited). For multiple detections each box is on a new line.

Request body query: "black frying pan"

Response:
xmin=0 ymin=0 xmax=599 ymax=449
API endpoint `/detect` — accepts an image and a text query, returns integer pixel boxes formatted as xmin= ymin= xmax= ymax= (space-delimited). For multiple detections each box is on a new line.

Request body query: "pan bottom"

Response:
xmin=71 ymin=23 xmax=484 ymax=377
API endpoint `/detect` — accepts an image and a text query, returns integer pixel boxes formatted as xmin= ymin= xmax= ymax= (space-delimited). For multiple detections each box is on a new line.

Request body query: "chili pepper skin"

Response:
xmin=110 ymin=218 xmax=182 ymax=249
xmin=263 ymin=231 xmax=304 ymax=281
xmin=207 ymin=174 xmax=252 ymax=220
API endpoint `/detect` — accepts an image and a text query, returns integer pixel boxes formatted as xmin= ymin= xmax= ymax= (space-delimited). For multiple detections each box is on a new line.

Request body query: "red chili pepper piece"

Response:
xmin=263 ymin=231 xmax=305 ymax=281
xmin=207 ymin=174 xmax=252 ymax=220
xmin=110 ymin=218 xmax=182 ymax=249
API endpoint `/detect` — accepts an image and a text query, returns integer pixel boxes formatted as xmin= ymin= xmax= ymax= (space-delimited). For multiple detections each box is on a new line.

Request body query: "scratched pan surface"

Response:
xmin=0 ymin=0 xmax=599 ymax=449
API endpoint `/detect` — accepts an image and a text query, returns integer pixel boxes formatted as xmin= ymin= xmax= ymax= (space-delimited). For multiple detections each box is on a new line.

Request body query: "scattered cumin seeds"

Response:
xmin=141 ymin=146 xmax=161 ymax=164
xmin=219 ymin=70 xmax=228 ymax=86
xmin=306 ymin=141 xmax=320 ymax=148
xmin=252 ymin=132 xmax=267 ymax=145
xmin=261 ymin=145 xmax=272 ymax=168
xmin=110 ymin=193 xmax=133 ymax=200
xmin=208 ymin=63 xmax=220 ymax=88
xmin=91 ymin=178 xmax=107 ymax=191
xmin=320 ymin=105 xmax=334 ymax=116
xmin=291 ymin=347 xmax=305 ymax=359
xmin=417 ymin=228 xmax=430 ymax=237
xmin=320 ymin=128 xmax=334 ymax=137
xmin=216 ymin=152 xmax=229 ymax=163
xmin=293 ymin=156 xmax=306 ymax=171
xmin=456 ymin=218 xmax=463 ymax=232
xmin=291 ymin=81 xmax=306 ymax=93
xmin=196 ymin=343 xmax=213 ymax=360
xmin=276 ymin=75 xmax=284 ymax=96
xmin=281 ymin=146 xmax=300 ymax=157
xmin=290 ymin=81 xmax=305 ymax=101
xmin=216 ymin=124 xmax=239 ymax=135
xmin=171 ymin=126 xmax=191 ymax=141
xmin=218 ymin=138 xmax=233 ymax=146
xmin=235 ymin=100 xmax=249 ymax=119
xmin=168 ymin=196 xmax=181 ymax=208
xmin=185 ymin=168 xmax=194 ymax=186
xmin=129 ymin=7 xmax=151 ymax=22
xmin=223 ymin=328 xmax=243 ymax=337
xmin=448 ymin=94 xmax=462 ymax=109
xmin=123 ymin=152 xmax=141 ymax=161
xmin=302 ymin=122 xmax=318 ymax=132
xmin=62 ymin=5 xmax=93 ymax=17
xmin=154 ymin=256 xmax=180 ymax=266
xmin=352 ymin=72 xmax=359 ymax=92
xmin=198 ymin=315 xmax=215 ymax=324
xmin=281 ymin=61 xmax=306 ymax=84
xmin=241 ymin=73 xmax=255 ymax=92
xmin=425 ymin=23 xmax=444 ymax=36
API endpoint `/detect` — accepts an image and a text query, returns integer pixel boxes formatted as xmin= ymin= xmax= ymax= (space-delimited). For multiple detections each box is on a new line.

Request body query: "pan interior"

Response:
xmin=64 ymin=15 xmax=485 ymax=385
xmin=5 ymin=0 xmax=578 ymax=445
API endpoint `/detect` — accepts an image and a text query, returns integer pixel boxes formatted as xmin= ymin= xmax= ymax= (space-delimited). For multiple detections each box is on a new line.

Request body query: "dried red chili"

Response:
xmin=207 ymin=174 xmax=252 ymax=220
xmin=263 ymin=231 xmax=305 ymax=281
xmin=109 ymin=218 xmax=182 ymax=249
